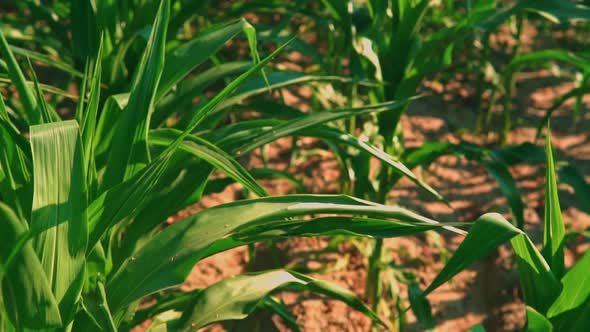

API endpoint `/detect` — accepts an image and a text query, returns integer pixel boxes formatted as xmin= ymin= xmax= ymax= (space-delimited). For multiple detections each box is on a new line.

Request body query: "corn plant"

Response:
xmin=504 ymin=132 xmax=590 ymax=331
xmin=213 ymin=1 xmax=537 ymax=326
xmin=471 ymin=0 xmax=590 ymax=142
xmin=0 ymin=0 xmax=533 ymax=331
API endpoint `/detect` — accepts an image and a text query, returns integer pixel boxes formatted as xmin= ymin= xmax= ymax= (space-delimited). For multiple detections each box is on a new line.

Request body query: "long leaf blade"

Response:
xmin=106 ymin=194 xmax=464 ymax=312
xmin=0 ymin=202 xmax=62 ymax=329
xmin=542 ymin=132 xmax=565 ymax=279
xmin=101 ymin=0 xmax=169 ymax=191
xmin=30 ymin=120 xmax=88 ymax=321
xmin=149 ymin=129 xmax=267 ymax=197
xmin=177 ymin=270 xmax=385 ymax=330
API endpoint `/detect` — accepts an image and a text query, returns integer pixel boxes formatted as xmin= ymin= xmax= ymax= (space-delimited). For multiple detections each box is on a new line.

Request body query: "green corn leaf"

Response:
xmin=422 ymin=213 xmax=523 ymax=296
xmin=225 ymin=115 xmax=443 ymax=201
xmin=511 ymin=235 xmax=561 ymax=313
xmin=521 ymin=0 xmax=590 ymax=23
xmin=0 ymin=75 xmax=80 ymax=100
xmin=303 ymin=126 xmax=445 ymax=202
xmin=92 ymin=93 xmax=129 ymax=169
xmin=10 ymin=44 xmax=83 ymax=77
xmin=408 ymin=282 xmax=435 ymax=329
xmin=228 ymin=100 xmax=444 ymax=201
xmin=216 ymin=72 xmax=355 ymax=111
xmin=536 ymin=85 xmax=590 ymax=140
xmin=547 ymin=249 xmax=590 ymax=318
xmin=257 ymin=296 xmax=301 ymax=332
xmin=0 ymin=29 xmax=39 ymax=125
xmin=156 ymin=19 xmax=257 ymax=100
xmin=75 ymin=59 xmax=90 ymax=124
xmin=87 ymin=149 xmax=171 ymax=252
xmin=467 ymin=324 xmax=487 ymax=332
xmin=30 ymin=120 xmax=88 ymax=322
xmin=506 ymin=50 xmax=590 ymax=74
xmin=549 ymin=299 xmax=590 ymax=332
xmin=131 ymin=290 xmax=199 ymax=329
xmin=526 ymin=306 xmax=553 ymax=332
xmin=401 ymin=142 xmax=451 ymax=170
xmin=489 ymin=143 xmax=546 ymax=166
xmin=541 ymin=133 xmax=565 ymax=279
xmin=0 ymin=96 xmax=32 ymax=220
xmin=176 ymin=270 xmax=385 ymax=330
xmin=111 ymin=160 xmax=212 ymax=266
xmin=154 ymin=61 xmax=251 ymax=126
xmin=0 ymin=202 xmax=62 ymax=329
xmin=26 ymin=58 xmax=61 ymax=123
xmin=81 ymin=38 xmax=104 ymax=198
xmin=181 ymin=37 xmax=295 ymax=137
xmin=101 ymin=0 xmax=169 ymax=191
xmin=235 ymin=100 xmax=414 ymax=155
xmin=231 ymin=217 xmax=458 ymax=242
xmin=149 ymin=129 xmax=268 ymax=197
xmin=76 ymin=282 xmax=117 ymax=332
xmin=106 ymin=194 xmax=463 ymax=312
xmin=88 ymin=40 xmax=294 ymax=254
xmin=70 ymin=0 xmax=99 ymax=62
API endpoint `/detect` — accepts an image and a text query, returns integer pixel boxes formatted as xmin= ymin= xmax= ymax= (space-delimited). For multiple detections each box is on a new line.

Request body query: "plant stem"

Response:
xmin=366 ymin=238 xmax=384 ymax=312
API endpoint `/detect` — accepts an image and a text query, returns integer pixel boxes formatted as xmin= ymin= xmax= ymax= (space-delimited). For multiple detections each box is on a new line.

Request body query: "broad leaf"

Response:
xmin=106 ymin=195 xmax=462 ymax=311
xmin=30 ymin=120 xmax=88 ymax=321
xmin=547 ymin=249 xmax=590 ymax=317
xmin=423 ymin=213 xmax=522 ymax=296
xmin=526 ymin=306 xmax=553 ymax=332
xmin=176 ymin=270 xmax=384 ymax=330
xmin=511 ymin=235 xmax=561 ymax=313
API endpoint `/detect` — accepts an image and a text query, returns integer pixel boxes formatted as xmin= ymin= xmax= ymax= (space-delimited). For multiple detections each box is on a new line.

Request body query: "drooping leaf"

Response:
xmin=216 ymin=71 xmax=355 ymax=111
xmin=176 ymin=270 xmax=384 ymax=330
xmin=423 ymin=213 xmax=522 ymax=296
xmin=106 ymin=195 xmax=462 ymax=311
xmin=10 ymin=45 xmax=83 ymax=77
xmin=149 ymin=129 xmax=268 ymax=197
xmin=256 ymin=296 xmax=301 ymax=332
xmin=522 ymin=0 xmax=590 ymax=23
